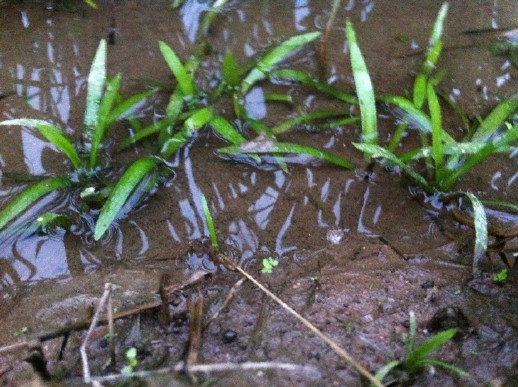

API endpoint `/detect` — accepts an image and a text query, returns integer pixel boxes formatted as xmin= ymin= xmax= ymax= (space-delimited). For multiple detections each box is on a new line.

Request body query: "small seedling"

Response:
xmin=493 ymin=269 xmax=508 ymax=284
xmin=260 ymin=257 xmax=279 ymax=274
xmin=14 ymin=327 xmax=29 ymax=337
xmin=373 ymin=311 xmax=468 ymax=385
xmin=121 ymin=347 xmax=138 ymax=375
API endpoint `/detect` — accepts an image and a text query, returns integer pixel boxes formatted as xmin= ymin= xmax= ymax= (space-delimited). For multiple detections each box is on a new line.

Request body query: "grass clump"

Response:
xmin=373 ymin=311 xmax=468 ymax=385
xmin=346 ymin=2 xmax=517 ymax=273
xmin=0 ymin=40 xmax=165 ymax=240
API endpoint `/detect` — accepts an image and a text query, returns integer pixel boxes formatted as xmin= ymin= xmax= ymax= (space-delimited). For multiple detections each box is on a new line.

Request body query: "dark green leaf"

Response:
xmin=404 ymin=328 xmax=457 ymax=368
xmin=223 ymin=52 xmax=240 ymax=87
xmin=0 ymin=176 xmax=72 ymax=230
xmin=94 ymin=157 xmax=159 ymax=240
xmin=0 ymin=119 xmax=82 ymax=170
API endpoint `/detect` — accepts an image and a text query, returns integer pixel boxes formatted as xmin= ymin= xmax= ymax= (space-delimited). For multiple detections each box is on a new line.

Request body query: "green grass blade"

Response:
xmin=272 ymin=110 xmax=348 ymax=135
xmin=463 ymin=193 xmax=488 ymax=274
xmin=427 ymin=83 xmax=444 ymax=183
xmin=346 ymin=19 xmax=378 ymax=150
xmin=94 ymin=157 xmax=159 ymax=240
xmin=0 ymin=119 xmax=82 ymax=170
xmin=418 ymin=359 xmax=469 ymax=378
xmin=404 ymin=328 xmax=457 ymax=368
xmin=159 ymin=41 xmax=196 ymax=96
xmin=442 ymin=124 xmax=518 ymax=189
xmin=218 ymin=141 xmax=355 ymax=169
xmin=106 ymin=88 xmax=157 ymax=128
xmin=201 ymin=194 xmax=218 ymax=251
xmin=90 ymin=73 xmax=121 ymax=169
xmin=413 ymin=2 xmax=449 ymax=107
xmin=241 ymin=31 xmax=321 ymax=95
xmin=372 ymin=360 xmax=400 ymax=387
xmin=117 ymin=117 xmax=176 ymax=151
xmin=0 ymin=176 xmax=72 ymax=230
xmin=380 ymin=95 xmax=432 ymax=133
xmin=160 ymin=107 xmax=213 ymax=158
xmin=271 ymin=69 xmax=358 ymax=104
xmin=209 ymin=115 xmax=247 ymax=144
xmin=223 ymin=52 xmax=240 ymax=88
xmin=353 ymin=143 xmax=432 ymax=193
xmin=84 ymin=39 xmax=107 ymax=137
xmin=470 ymin=92 xmax=518 ymax=142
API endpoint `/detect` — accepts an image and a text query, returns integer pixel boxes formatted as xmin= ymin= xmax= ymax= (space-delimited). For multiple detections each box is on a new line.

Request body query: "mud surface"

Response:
xmin=0 ymin=1 xmax=517 ymax=385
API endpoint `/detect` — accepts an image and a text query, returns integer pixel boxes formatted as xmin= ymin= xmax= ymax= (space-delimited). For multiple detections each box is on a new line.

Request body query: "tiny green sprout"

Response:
xmin=493 ymin=269 xmax=508 ymax=284
xmin=122 ymin=347 xmax=138 ymax=375
xmin=14 ymin=326 xmax=29 ymax=337
xmin=260 ymin=257 xmax=279 ymax=274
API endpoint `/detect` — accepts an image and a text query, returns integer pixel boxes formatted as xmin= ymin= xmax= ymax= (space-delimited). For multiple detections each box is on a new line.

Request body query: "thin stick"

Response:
xmin=107 ymin=289 xmax=115 ymax=367
xmin=89 ymin=361 xmax=320 ymax=383
xmin=204 ymin=278 xmax=246 ymax=328
xmin=80 ymin=283 xmax=113 ymax=384
xmin=217 ymin=254 xmax=382 ymax=387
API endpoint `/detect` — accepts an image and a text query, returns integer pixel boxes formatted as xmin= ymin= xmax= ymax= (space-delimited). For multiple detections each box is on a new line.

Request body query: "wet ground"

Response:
xmin=0 ymin=0 xmax=517 ymax=385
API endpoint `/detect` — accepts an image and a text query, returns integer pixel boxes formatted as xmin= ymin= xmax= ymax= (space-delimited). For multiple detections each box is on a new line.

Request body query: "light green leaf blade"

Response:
xmin=106 ymin=88 xmax=157 ymax=128
xmin=464 ymin=193 xmax=488 ymax=274
xmin=159 ymin=41 xmax=196 ymax=96
xmin=0 ymin=119 xmax=82 ymax=170
xmin=427 ymin=84 xmax=444 ymax=181
xmin=417 ymin=359 xmax=469 ymax=378
xmin=470 ymin=91 xmax=518 ymax=143
xmin=201 ymin=194 xmax=218 ymax=251
xmin=90 ymin=73 xmax=121 ymax=169
xmin=404 ymin=328 xmax=457 ymax=368
xmin=372 ymin=360 xmax=400 ymax=387
xmin=84 ymin=39 xmax=107 ymax=137
xmin=0 ymin=176 xmax=72 ymax=230
xmin=272 ymin=110 xmax=348 ymax=135
xmin=271 ymin=69 xmax=357 ymax=104
xmin=353 ymin=143 xmax=432 ymax=192
xmin=346 ymin=19 xmax=377 ymax=148
xmin=222 ymin=52 xmax=240 ymax=88
xmin=209 ymin=115 xmax=247 ymax=145
xmin=117 ymin=117 xmax=175 ymax=151
xmin=94 ymin=157 xmax=159 ymax=240
xmin=241 ymin=31 xmax=321 ymax=95
xmin=160 ymin=107 xmax=213 ymax=158
xmin=218 ymin=141 xmax=355 ymax=169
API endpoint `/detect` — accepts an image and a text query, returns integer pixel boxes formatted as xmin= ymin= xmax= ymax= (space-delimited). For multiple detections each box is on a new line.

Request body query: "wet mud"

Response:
xmin=0 ymin=1 xmax=517 ymax=385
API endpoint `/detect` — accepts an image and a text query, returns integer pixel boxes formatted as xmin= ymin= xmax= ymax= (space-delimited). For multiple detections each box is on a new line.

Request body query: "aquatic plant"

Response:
xmin=373 ymin=311 xmax=468 ymax=385
xmin=118 ymin=29 xmax=356 ymax=169
xmin=346 ymin=3 xmax=517 ymax=273
xmin=0 ymin=39 xmax=164 ymax=240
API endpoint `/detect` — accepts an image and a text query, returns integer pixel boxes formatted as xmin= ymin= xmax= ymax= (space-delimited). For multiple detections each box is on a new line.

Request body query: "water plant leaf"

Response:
xmin=201 ymin=194 xmax=218 ymax=251
xmin=416 ymin=359 xmax=469 ymax=378
xmin=403 ymin=328 xmax=457 ymax=371
xmin=380 ymin=95 xmax=432 ymax=133
xmin=159 ymin=41 xmax=196 ymax=96
xmin=241 ymin=31 xmax=321 ymax=95
xmin=470 ymin=91 xmax=518 ymax=143
xmin=346 ymin=19 xmax=378 ymax=148
xmin=272 ymin=110 xmax=348 ymax=135
xmin=270 ymin=69 xmax=357 ymax=104
xmin=427 ymin=83 xmax=445 ymax=183
xmin=353 ymin=143 xmax=432 ymax=192
xmin=413 ymin=2 xmax=449 ymax=107
xmin=209 ymin=115 xmax=247 ymax=145
xmin=0 ymin=176 xmax=72 ymax=230
xmin=90 ymin=73 xmax=122 ymax=169
xmin=463 ymin=193 xmax=488 ymax=274
xmin=222 ymin=52 xmax=240 ymax=88
xmin=160 ymin=107 xmax=213 ymax=158
xmin=106 ymin=88 xmax=157 ymax=128
xmin=219 ymin=141 xmax=355 ymax=169
xmin=84 ymin=39 xmax=107 ymax=137
xmin=94 ymin=157 xmax=159 ymax=240
xmin=0 ymin=119 xmax=82 ymax=170
xmin=118 ymin=117 xmax=175 ymax=151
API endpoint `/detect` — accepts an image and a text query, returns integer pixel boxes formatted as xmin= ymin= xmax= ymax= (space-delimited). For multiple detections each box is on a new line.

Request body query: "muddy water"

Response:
xmin=0 ymin=1 xmax=517 ymax=385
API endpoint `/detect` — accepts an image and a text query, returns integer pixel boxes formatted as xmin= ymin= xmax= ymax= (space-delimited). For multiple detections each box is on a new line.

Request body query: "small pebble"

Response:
xmin=222 ymin=329 xmax=238 ymax=344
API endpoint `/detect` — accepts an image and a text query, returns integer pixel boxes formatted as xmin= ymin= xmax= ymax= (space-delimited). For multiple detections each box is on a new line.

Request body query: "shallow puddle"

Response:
xmin=0 ymin=1 xmax=517 ymax=385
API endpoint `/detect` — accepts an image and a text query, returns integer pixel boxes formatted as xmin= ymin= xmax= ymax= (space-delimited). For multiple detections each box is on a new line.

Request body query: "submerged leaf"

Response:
xmin=241 ymin=31 xmax=321 ymax=94
xmin=222 ymin=52 xmax=240 ymax=88
xmin=219 ymin=141 xmax=355 ymax=169
xmin=0 ymin=176 xmax=72 ymax=230
xmin=201 ymin=195 xmax=218 ymax=251
xmin=346 ymin=19 xmax=378 ymax=148
xmin=94 ymin=157 xmax=159 ymax=240
xmin=0 ymin=119 xmax=82 ymax=170
xmin=84 ymin=39 xmax=107 ymax=137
